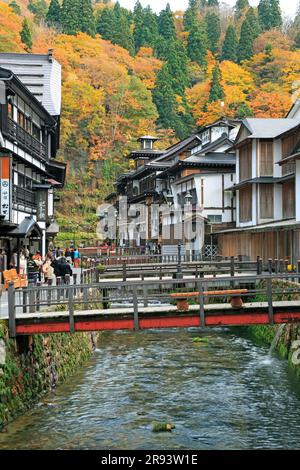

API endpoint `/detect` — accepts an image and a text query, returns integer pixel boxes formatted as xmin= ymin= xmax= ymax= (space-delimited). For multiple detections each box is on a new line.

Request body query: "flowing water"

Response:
xmin=1 ymin=328 xmax=300 ymax=450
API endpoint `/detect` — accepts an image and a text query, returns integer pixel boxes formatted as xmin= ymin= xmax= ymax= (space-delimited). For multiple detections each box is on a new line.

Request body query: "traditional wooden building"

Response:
xmin=217 ymin=107 xmax=300 ymax=262
xmin=0 ymin=53 xmax=65 ymax=270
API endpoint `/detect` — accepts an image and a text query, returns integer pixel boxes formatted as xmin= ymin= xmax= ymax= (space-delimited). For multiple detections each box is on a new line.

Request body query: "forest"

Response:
xmin=0 ymin=0 xmax=299 ymax=242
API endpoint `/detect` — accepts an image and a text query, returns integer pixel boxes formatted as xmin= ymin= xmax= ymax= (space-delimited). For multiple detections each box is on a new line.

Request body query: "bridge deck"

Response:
xmin=12 ymin=301 xmax=300 ymax=335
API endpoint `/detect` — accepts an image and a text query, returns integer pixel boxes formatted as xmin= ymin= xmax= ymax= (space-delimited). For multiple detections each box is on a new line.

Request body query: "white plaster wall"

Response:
xmin=274 ymin=139 xmax=282 ymax=177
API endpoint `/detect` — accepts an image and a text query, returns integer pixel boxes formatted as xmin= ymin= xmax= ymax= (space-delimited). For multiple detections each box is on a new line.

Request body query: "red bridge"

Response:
xmin=4 ymin=274 xmax=300 ymax=338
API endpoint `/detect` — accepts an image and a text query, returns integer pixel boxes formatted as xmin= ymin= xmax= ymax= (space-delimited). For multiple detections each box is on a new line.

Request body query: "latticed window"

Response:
xmin=260 ymin=184 xmax=274 ymax=219
xmin=239 ymin=185 xmax=252 ymax=222
xmin=260 ymin=141 xmax=273 ymax=176
xmin=239 ymin=143 xmax=252 ymax=181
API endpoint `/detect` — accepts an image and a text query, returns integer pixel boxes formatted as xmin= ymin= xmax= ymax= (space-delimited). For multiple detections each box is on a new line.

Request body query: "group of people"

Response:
xmin=5 ymin=245 xmax=81 ymax=285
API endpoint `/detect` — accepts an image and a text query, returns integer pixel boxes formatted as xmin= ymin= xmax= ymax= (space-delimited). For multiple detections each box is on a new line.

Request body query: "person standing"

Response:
xmin=27 ymin=254 xmax=39 ymax=284
xmin=73 ymin=248 xmax=80 ymax=268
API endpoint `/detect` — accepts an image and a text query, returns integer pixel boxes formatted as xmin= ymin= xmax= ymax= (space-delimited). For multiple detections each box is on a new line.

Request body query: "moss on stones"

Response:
xmin=0 ymin=321 xmax=99 ymax=428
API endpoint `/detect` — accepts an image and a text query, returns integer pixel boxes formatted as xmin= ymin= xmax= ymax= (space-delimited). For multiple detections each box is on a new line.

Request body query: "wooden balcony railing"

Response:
xmin=4 ymin=118 xmax=46 ymax=160
xmin=13 ymin=185 xmax=36 ymax=209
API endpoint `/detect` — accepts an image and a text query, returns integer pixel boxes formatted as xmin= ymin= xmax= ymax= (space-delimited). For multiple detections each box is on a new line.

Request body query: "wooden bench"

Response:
xmin=3 ymin=269 xmax=27 ymax=290
xmin=170 ymin=289 xmax=248 ymax=311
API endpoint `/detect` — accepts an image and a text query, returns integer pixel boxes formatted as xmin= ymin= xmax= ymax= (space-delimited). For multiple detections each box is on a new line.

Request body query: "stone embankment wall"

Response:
xmin=248 ymin=324 xmax=300 ymax=378
xmin=0 ymin=321 xmax=98 ymax=428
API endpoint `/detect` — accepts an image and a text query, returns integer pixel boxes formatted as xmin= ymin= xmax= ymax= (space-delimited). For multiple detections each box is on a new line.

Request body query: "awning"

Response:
xmin=46 ymin=221 xmax=59 ymax=235
xmin=9 ymin=216 xmax=43 ymax=238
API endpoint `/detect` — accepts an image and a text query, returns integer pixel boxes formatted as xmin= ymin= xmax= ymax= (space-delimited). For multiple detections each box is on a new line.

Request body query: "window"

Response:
xmin=17 ymin=110 xmax=25 ymax=129
xmin=144 ymin=140 xmax=152 ymax=150
xmin=25 ymin=116 xmax=31 ymax=134
xmin=260 ymin=184 xmax=274 ymax=219
xmin=208 ymin=215 xmax=222 ymax=224
xmin=7 ymin=101 xmax=13 ymax=119
xmin=239 ymin=186 xmax=252 ymax=222
xmin=260 ymin=141 xmax=273 ymax=176
xmin=201 ymin=130 xmax=210 ymax=145
xmin=32 ymin=123 xmax=40 ymax=141
xmin=282 ymin=180 xmax=295 ymax=219
xmin=239 ymin=143 xmax=252 ymax=181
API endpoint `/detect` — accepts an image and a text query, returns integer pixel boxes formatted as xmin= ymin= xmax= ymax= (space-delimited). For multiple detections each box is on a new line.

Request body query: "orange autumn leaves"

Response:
xmin=0 ymin=2 xmax=24 ymax=52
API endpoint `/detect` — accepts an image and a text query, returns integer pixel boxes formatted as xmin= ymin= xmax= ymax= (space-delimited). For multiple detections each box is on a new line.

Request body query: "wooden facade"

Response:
xmin=218 ymin=227 xmax=300 ymax=262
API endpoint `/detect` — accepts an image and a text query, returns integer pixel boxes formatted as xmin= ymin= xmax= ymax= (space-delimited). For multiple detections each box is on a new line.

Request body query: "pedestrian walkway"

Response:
xmin=0 ymin=268 xmax=82 ymax=319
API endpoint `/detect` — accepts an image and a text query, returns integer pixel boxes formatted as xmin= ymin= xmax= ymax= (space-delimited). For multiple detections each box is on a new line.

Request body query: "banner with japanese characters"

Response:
xmin=0 ymin=156 xmax=12 ymax=222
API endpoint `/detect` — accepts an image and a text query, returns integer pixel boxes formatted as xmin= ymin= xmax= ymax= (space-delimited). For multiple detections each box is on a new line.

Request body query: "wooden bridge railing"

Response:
xmin=6 ymin=273 xmax=300 ymax=338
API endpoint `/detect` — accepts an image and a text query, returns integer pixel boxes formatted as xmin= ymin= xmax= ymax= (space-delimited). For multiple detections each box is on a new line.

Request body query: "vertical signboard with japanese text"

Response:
xmin=37 ymin=189 xmax=48 ymax=222
xmin=0 ymin=155 xmax=12 ymax=222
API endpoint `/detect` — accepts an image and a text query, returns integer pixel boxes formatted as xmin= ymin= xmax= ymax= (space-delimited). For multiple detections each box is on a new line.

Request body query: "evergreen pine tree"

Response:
xmin=20 ymin=18 xmax=32 ymax=51
xmin=235 ymin=0 xmax=249 ymax=18
xmin=153 ymin=65 xmax=194 ymax=139
xmin=134 ymin=5 xmax=159 ymax=52
xmin=258 ymin=0 xmax=282 ymax=31
xmin=205 ymin=12 xmax=221 ymax=54
xmin=112 ymin=2 xmax=134 ymax=54
xmin=209 ymin=64 xmax=224 ymax=102
xmin=221 ymin=25 xmax=238 ymax=62
xmin=207 ymin=0 xmax=219 ymax=6
xmin=270 ymin=0 xmax=282 ymax=28
xmin=96 ymin=7 xmax=115 ymax=41
xmin=80 ymin=0 xmax=95 ymax=37
xmin=61 ymin=0 xmax=81 ymax=35
xmin=28 ymin=0 xmax=48 ymax=24
xmin=158 ymin=4 xmax=176 ymax=41
xmin=9 ymin=1 xmax=21 ymax=15
xmin=133 ymin=0 xmax=144 ymax=51
xmin=165 ymin=40 xmax=190 ymax=95
xmin=46 ymin=0 xmax=61 ymax=27
xmin=237 ymin=8 xmax=260 ymax=62
xmin=183 ymin=0 xmax=198 ymax=32
xmin=187 ymin=19 xmax=209 ymax=66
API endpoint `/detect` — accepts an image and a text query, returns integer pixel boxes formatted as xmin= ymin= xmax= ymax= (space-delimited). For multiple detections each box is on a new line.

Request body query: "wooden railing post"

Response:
xmin=143 ymin=284 xmax=148 ymax=308
xmin=68 ymin=286 xmax=75 ymax=333
xmin=22 ymin=287 xmax=27 ymax=314
xmin=36 ymin=281 xmax=41 ymax=312
xmin=122 ymin=261 xmax=127 ymax=282
xmin=230 ymin=256 xmax=235 ymax=288
xmin=56 ymin=277 xmax=62 ymax=302
xmin=8 ymin=282 xmax=16 ymax=338
xmin=47 ymin=278 xmax=52 ymax=306
xmin=268 ymin=258 xmax=273 ymax=275
xmin=65 ymin=274 xmax=70 ymax=299
xmin=197 ymin=280 xmax=205 ymax=329
xmin=266 ymin=277 xmax=274 ymax=325
xmin=133 ymin=285 xmax=139 ymax=331
xmin=257 ymin=256 xmax=263 ymax=275
xmin=29 ymin=283 xmax=36 ymax=313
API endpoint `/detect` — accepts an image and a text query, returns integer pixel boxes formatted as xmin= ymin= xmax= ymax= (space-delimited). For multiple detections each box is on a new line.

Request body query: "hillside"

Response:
xmin=0 ymin=0 xmax=299 ymax=244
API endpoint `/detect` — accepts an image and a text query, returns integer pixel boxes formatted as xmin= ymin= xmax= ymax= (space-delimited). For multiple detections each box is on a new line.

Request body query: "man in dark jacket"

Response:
xmin=57 ymin=257 xmax=73 ymax=283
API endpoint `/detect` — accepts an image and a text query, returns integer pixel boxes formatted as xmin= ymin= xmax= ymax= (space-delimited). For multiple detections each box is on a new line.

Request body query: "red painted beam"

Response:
xmin=15 ymin=311 xmax=300 ymax=335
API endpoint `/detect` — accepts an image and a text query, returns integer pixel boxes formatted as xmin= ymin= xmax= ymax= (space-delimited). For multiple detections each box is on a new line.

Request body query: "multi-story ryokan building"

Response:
xmin=0 ymin=51 xmax=65 ymax=271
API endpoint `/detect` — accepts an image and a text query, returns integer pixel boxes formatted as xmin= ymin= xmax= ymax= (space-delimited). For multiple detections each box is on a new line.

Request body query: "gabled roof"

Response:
xmin=185 ymin=152 xmax=235 ymax=166
xmin=154 ymin=134 xmax=201 ymax=162
xmin=193 ymin=134 xmax=234 ymax=156
xmin=243 ymin=118 xmax=300 ymax=139
xmin=286 ymin=99 xmax=300 ymax=119
xmin=199 ymin=117 xmax=238 ymax=131
xmin=0 ymin=67 xmax=55 ymax=124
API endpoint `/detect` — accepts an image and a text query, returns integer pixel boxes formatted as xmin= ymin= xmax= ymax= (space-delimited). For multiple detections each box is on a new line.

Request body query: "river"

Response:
xmin=1 ymin=328 xmax=300 ymax=450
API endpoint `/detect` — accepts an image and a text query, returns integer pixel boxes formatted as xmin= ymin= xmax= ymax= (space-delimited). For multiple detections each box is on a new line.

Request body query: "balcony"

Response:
xmin=3 ymin=118 xmax=46 ymax=161
xmin=13 ymin=185 xmax=36 ymax=210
